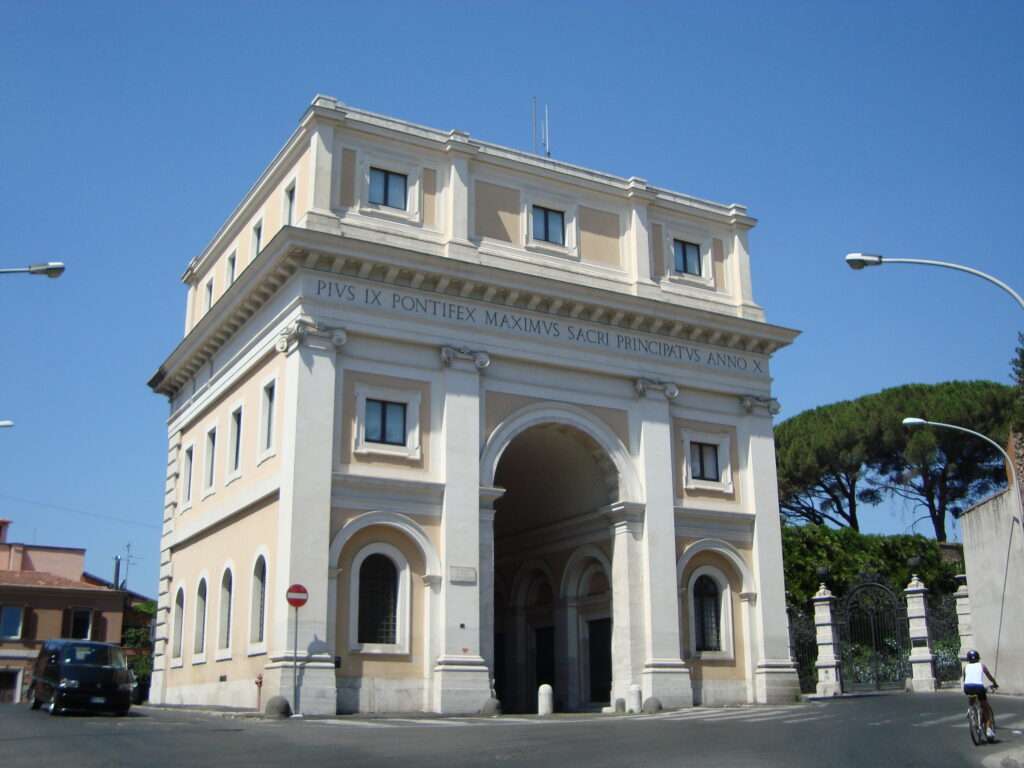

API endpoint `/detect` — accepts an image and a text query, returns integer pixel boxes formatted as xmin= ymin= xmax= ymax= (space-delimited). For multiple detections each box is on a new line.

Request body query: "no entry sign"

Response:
xmin=286 ymin=584 xmax=308 ymax=607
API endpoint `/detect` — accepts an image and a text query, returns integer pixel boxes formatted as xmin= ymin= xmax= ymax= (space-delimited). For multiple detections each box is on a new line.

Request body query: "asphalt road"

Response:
xmin=2 ymin=691 xmax=1023 ymax=767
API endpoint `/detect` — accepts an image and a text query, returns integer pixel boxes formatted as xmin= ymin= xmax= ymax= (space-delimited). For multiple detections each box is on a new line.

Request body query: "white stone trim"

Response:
xmin=257 ymin=373 xmax=278 ymax=464
xmin=247 ymin=547 xmax=270 ymax=655
xmin=523 ymin=185 xmax=578 ymax=261
xmin=282 ymin=175 xmax=298 ymax=227
xmin=676 ymin=538 xmax=754 ymax=593
xmin=170 ymin=584 xmax=186 ymax=667
xmin=191 ymin=571 xmax=210 ymax=664
xmin=684 ymin=564 xmax=735 ymax=662
xmin=0 ymin=666 xmax=24 ymax=703
xmin=225 ymin=399 xmax=245 ymax=485
xmin=353 ymin=383 xmax=422 ymax=460
xmin=355 ymin=146 xmax=423 ymax=225
xmin=681 ymin=428 xmax=733 ymax=494
xmin=510 ymin=558 xmax=556 ymax=608
xmin=251 ymin=215 xmax=264 ymax=261
xmin=659 ymin=222 xmax=715 ymax=290
xmin=348 ymin=542 xmax=411 ymax=655
xmin=202 ymin=420 xmax=219 ymax=497
xmin=480 ymin=402 xmax=641 ymax=503
xmin=559 ymin=544 xmax=612 ymax=599
xmin=179 ymin=440 xmax=195 ymax=513
xmin=329 ymin=510 xmax=441 ymax=577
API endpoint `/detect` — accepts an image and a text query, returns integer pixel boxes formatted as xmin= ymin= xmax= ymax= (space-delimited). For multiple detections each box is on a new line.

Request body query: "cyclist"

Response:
xmin=962 ymin=649 xmax=999 ymax=739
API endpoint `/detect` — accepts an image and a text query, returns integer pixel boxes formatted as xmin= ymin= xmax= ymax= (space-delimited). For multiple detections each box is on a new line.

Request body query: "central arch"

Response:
xmin=483 ymin=404 xmax=627 ymax=713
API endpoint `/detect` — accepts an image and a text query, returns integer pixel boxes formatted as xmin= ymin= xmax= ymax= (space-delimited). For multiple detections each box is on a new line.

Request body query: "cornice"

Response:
xmin=151 ymin=226 xmax=799 ymax=399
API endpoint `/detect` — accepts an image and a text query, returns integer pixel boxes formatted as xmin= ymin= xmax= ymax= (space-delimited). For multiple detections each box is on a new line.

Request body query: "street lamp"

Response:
xmin=0 ymin=262 xmax=65 ymax=279
xmin=845 ymin=253 xmax=1023 ymax=310
xmin=0 ymin=421 xmax=12 ymax=428
xmin=901 ymin=417 xmax=1023 ymax=516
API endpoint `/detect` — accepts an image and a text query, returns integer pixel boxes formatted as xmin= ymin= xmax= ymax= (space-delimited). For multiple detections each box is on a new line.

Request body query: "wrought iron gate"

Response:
xmin=837 ymin=581 xmax=911 ymax=692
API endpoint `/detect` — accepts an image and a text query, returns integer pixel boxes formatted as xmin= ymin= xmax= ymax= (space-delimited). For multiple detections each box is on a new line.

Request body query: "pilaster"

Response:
xmin=812 ymin=584 xmax=842 ymax=697
xmin=601 ymin=501 xmax=647 ymax=706
xmin=309 ymin=119 xmax=335 ymax=214
xmin=263 ymin=315 xmax=346 ymax=715
xmin=444 ymin=134 xmax=473 ymax=247
xmin=634 ymin=379 xmax=692 ymax=708
xmin=905 ymin=574 xmax=937 ymax=692
xmin=433 ymin=344 xmax=492 ymax=713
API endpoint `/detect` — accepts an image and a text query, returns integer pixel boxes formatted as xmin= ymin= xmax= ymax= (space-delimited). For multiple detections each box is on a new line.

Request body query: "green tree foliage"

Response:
xmin=775 ymin=380 xmax=1013 ymax=541
xmin=782 ymin=525 xmax=960 ymax=607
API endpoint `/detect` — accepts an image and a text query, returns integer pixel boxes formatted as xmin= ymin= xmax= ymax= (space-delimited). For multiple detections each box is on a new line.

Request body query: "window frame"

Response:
xmin=348 ymin=543 xmax=410 ymax=655
xmin=283 ymin=180 xmax=296 ymax=227
xmin=252 ymin=219 xmax=263 ymax=261
xmin=226 ymin=252 xmax=237 ymax=286
xmin=531 ymin=205 xmax=566 ymax=246
xmin=684 ymin=565 xmax=734 ymax=661
xmin=0 ymin=605 xmax=23 ymax=639
xmin=363 ymin=399 xmax=407 ymax=447
xmin=690 ymin=441 xmax=720 ymax=482
xmin=368 ymin=167 xmax=408 ymax=211
xmin=258 ymin=376 xmax=277 ymax=464
xmin=171 ymin=588 xmax=185 ymax=667
xmin=180 ymin=442 xmax=195 ymax=511
xmin=681 ymin=429 xmax=733 ymax=494
xmin=356 ymin=149 xmax=422 ymax=224
xmin=204 ymin=278 xmax=214 ymax=312
xmin=216 ymin=564 xmax=234 ymax=661
xmin=672 ymin=239 xmax=702 ymax=277
xmin=69 ymin=607 xmax=92 ymax=641
xmin=523 ymin=189 xmax=578 ymax=259
xmin=202 ymin=424 xmax=218 ymax=498
xmin=657 ymin=223 xmax=714 ymax=289
xmin=192 ymin=575 xmax=208 ymax=664
xmin=353 ymin=383 xmax=421 ymax=460
xmin=248 ymin=550 xmax=269 ymax=656
xmin=226 ymin=403 xmax=244 ymax=484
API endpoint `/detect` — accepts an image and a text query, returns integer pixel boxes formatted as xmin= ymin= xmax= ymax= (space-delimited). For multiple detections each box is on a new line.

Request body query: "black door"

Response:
xmin=493 ymin=633 xmax=506 ymax=703
xmin=0 ymin=671 xmax=17 ymax=703
xmin=535 ymin=626 xmax=555 ymax=695
xmin=588 ymin=618 xmax=612 ymax=704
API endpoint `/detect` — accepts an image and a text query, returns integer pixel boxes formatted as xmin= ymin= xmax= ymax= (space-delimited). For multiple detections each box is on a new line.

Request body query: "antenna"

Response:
xmin=121 ymin=542 xmax=138 ymax=590
xmin=544 ymin=105 xmax=551 ymax=158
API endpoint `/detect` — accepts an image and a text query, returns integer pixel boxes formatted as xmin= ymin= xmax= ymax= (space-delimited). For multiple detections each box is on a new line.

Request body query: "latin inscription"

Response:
xmin=313 ymin=278 xmax=765 ymax=376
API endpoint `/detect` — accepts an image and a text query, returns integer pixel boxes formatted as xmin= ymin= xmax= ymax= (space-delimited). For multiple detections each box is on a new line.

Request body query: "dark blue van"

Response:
xmin=27 ymin=640 xmax=132 ymax=715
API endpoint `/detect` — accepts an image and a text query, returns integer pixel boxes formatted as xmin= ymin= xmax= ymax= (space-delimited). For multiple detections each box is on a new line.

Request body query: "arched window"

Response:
xmin=172 ymin=588 xmax=185 ymax=660
xmin=358 ymin=554 xmax=398 ymax=644
xmin=251 ymin=556 xmax=267 ymax=644
xmin=219 ymin=569 xmax=233 ymax=650
xmin=194 ymin=579 xmax=207 ymax=655
xmin=693 ymin=575 xmax=721 ymax=652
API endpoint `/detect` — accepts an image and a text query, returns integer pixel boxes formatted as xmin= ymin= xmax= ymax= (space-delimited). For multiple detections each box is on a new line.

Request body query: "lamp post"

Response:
xmin=0 ymin=421 xmax=12 ymax=429
xmin=901 ymin=417 xmax=1023 ymax=519
xmin=845 ymin=253 xmax=1023 ymax=311
xmin=0 ymin=262 xmax=65 ymax=279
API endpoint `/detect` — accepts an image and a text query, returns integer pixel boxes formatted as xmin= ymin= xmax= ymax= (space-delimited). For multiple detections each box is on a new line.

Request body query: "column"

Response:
xmin=626 ymin=179 xmax=654 ymax=285
xmin=264 ymin=316 xmax=346 ymax=715
xmin=905 ymin=574 xmax=937 ymax=692
xmin=478 ymin=490 xmax=502 ymax=699
xmin=634 ymin=379 xmax=692 ymax=708
xmin=603 ymin=502 xmax=647 ymax=706
xmin=433 ymin=345 xmax=492 ymax=713
xmin=308 ymin=119 xmax=335 ymax=214
xmin=812 ymin=584 xmax=842 ymax=697
xmin=444 ymin=134 xmax=472 ymax=248
xmin=742 ymin=410 xmax=801 ymax=703
xmin=954 ymin=574 xmax=974 ymax=660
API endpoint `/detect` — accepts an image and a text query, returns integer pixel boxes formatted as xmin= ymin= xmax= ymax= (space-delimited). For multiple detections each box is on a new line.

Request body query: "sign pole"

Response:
xmin=285 ymin=583 xmax=308 ymax=717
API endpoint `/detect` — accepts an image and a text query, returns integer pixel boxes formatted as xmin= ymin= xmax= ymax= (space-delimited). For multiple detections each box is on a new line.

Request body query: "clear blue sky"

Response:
xmin=1 ymin=1 xmax=1021 ymax=593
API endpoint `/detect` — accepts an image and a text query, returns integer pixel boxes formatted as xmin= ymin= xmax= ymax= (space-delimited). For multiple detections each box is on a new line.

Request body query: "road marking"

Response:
xmin=913 ymin=713 xmax=967 ymax=727
xmin=310 ymin=719 xmax=395 ymax=728
xmin=781 ymin=714 xmax=832 ymax=724
xmin=868 ymin=719 xmax=892 ymax=726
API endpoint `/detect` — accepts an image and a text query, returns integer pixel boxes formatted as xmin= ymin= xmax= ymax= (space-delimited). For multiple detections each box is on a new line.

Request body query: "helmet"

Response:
xmin=966 ymin=650 xmax=980 ymax=663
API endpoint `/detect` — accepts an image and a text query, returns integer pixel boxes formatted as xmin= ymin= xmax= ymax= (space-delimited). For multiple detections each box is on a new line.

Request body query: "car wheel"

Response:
xmin=114 ymin=709 xmax=129 ymax=717
xmin=28 ymin=689 xmax=41 ymax=710
xmin=48 ymin=699 xmax=60 ymax=716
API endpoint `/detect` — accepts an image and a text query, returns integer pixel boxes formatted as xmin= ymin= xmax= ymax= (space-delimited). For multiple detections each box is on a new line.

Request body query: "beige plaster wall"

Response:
xmin=474 ymin=181 xmax=521 ymax=244
xmin=176 ymin=353 xmax=284 ymax=528
xmin=165 ymin=497 xmax=278 ymax=690
xmin=677 ymin=549 xmax=747 ymax=682
xmin=483 ymin=391 xmax=630 ymax=450
xmin=338 ymin=371 xmax=431 ymax=472
xmin=578 ymin=206 xmax=621 ymax=269
xmin=650 ymin=223 xmax=665 ymax=279
xmin=422 ymin=168 xmax=437 ymax=228
xmin=712 ymin=238 xmax=727 ymax=290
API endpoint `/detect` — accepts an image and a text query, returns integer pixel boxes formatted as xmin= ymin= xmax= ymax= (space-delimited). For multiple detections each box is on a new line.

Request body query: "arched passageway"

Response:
xmin=490 ymin=421 xmax=619 ymax=712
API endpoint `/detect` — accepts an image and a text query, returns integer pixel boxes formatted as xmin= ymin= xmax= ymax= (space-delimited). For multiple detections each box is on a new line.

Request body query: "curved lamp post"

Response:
xmin=0 ymin=421 xmax=12 ymax=428
xmin=902 ymin=417 xmax=1023 ymax=515
xmin=0 ymin=262 xmax=65 ymax=279
xmin=846 ymin=253 xmax=1023 ymax=310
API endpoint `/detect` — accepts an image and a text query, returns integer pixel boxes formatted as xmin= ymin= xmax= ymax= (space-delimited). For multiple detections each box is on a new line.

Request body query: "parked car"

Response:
xmin=27 ymin=640 xmax=132 ymax=716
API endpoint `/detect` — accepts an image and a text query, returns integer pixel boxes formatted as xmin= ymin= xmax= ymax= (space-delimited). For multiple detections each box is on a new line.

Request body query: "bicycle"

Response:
xmin=967 ymin=685 xmax=998 ymax=746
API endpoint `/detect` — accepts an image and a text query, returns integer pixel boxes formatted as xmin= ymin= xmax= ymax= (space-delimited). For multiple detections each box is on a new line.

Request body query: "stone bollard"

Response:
xmin=954 ymin=574 xmax=974 ymax=660
xmin=627 ymin=684 xmax=642 ymax=714
xmin=905 ymin=574 xmax=937 ymax=692
xmin=537 ymin=684 xmax=553 ymax=716
xmin=813 ymin=583 xmax=842 ymax=697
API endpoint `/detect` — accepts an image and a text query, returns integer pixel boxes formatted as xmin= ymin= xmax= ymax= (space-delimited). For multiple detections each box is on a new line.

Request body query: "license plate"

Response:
xmin=90 ymin=696 xmax=105 ymax=704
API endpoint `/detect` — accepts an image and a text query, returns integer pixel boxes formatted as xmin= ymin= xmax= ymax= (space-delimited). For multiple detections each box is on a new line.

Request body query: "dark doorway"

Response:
xmin=494 ymin=632 xmax=506 ymax=704
xmin=535 ymin=626 xmax=555 ymax=693
xmin=0 ymin=670 xmax=18 ymax=703
xmin=588 ymin=618 xmax=612 ymax=704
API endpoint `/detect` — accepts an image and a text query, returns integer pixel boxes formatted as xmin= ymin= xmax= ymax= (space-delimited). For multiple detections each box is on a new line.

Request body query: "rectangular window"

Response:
xmin=368 ymin=167 xmax=407 ymax=210
xmin=182 ymin=446 xmax=194 ymax=504
xmin=673 ymin=240 xmax=701 ymax=276
xmin=690 ymin=442 xmax=720 ymax=482
xmin=70 ymin=608 xmax=91 ymax=640
xmin=285 ymin=184 xmax=295 ymax=226
xmin=0 ymin=606 xmax=22 ymax=639
xmin=229 ymin=407 xmax=242 ymax=474
xmin=252 ymin=221 xmax=262 ymax=259
xmin=365 ymin=399 xmax=406 ymax=446
xmin=532 ymin=205 xmax=565 ymax=245
xmin=227 ymin=253 xmax=236 ymax=286
xmin=261 ymin=381 xmax=275 ymax=453
xmin=205 ymin=279 xmax=214 ymax=311
xmin=205 ymin=428 xmax=217 ymax=489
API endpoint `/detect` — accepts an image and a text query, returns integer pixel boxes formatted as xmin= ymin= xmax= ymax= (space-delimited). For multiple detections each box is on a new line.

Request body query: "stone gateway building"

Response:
xmin=148 ymin=96 xmax=800 ymax=715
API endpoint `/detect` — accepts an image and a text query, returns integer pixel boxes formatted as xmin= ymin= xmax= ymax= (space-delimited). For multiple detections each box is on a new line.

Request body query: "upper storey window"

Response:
xmin=365 ymin=399 xmax=406 ymax=446
xmin=532 ymin=205 xmax=565 ymax=246
xmin=369 ymin=168 xmax=407 ymax=210
xmin=673 ymin=239 xmax=701 ymax=277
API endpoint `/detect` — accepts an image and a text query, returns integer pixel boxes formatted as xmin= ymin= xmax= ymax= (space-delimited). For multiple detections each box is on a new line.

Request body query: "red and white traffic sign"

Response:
xmin=286 ymin=583 xmax=308 ymax=607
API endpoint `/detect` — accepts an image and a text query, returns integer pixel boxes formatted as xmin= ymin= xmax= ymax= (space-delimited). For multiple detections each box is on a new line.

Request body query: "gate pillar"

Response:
xmin=904 ymin=575 xmax=936 ymax=693
xmin=812 ymin=584 xmax=841 ymax=697
xmin=954 ymin=575 xmax=974 ymax=660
